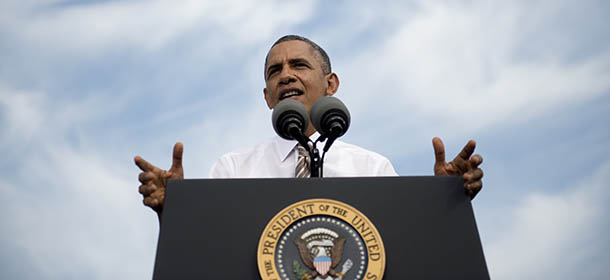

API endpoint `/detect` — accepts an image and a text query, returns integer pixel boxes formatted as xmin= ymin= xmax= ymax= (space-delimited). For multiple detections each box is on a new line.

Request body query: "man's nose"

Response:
xmin=279 ymin=68 xmax=296 ymax=85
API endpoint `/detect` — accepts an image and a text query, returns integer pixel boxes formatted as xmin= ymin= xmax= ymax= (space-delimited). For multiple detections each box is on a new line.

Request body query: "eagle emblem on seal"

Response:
xmin=293 ymin=227 xmax=353 ymax=280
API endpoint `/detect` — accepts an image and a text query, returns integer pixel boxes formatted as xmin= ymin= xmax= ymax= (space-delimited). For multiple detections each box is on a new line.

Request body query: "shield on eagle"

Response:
xmin=314 ymin=256 xmax=332 ymax=275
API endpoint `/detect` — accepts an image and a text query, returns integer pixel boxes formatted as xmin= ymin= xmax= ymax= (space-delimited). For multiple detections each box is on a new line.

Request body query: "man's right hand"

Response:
xmin=134 ymin=142 xmax=184 ymax=218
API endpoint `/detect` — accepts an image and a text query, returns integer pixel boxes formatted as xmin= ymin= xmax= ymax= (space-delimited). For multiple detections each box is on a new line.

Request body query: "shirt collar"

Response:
xmin=274 ymin=131 xmax=321 ymax=162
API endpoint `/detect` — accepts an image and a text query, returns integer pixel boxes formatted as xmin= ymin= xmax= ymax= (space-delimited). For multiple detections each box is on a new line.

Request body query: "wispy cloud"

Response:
xmin=3 ymin=0 xmax=317 ymax=54
xmin=0 ymin=86 xmax=46 ymax=148
xmin=337 ymin=1 xmax=610 ymax=157
xmin=485 ymin=161 xmax=610 ymax=279
xmin=0 ymin=82 xmax=157 ymax=278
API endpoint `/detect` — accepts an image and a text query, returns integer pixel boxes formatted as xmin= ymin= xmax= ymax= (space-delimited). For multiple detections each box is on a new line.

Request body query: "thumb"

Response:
xmin=170 ymin=142 xmax=183 ymax=171
xmin=432 ymin=137 xmax=446 ymax=165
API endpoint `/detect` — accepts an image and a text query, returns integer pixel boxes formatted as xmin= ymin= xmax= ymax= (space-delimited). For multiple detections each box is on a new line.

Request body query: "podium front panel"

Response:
xmin=153 ymin=176 xmax=489 ymax=279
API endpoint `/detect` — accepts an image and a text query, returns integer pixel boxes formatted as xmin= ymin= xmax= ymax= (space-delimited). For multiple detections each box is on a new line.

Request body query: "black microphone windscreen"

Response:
xmin=271 ymin=99 xmax=309 ymax=140
xmin=310 ymin=96 xmax=351 ymax=136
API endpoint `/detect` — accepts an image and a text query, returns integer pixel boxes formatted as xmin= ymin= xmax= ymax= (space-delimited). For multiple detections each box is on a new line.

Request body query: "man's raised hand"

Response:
xmin=134 ymin=142 xmax=184 ymax=218
xmin=432 ymin=137 xmax=484 ymax=199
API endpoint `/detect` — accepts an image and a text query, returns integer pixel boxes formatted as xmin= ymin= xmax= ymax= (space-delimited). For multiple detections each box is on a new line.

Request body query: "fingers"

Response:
xmin=143 ymin=196 xmax=158 ymax=208
xmin=470 ymin=154 xmax=483 ymax=168
xmin=465 ymin=180 xmax=482 ymax=198
xmin=134 ymin=156 xmax=155 ymax=172
xmin=456 ymin=140 xmax=476 ymax=161
xmin=143 ymin=194 xmax=164 ymax=209
xmin=140 ymin=183 xmax=165 ymax=208
xmin=147 ymin=189 xmax=165 ymax=207
xmin=138 ymin=183 xmax=157 ymax=196
xmin=432 ymin=137 xmax=446 ymax=164
xmin=462 ymin=154 xmax=483 ymax=181
xmin=171 ymin=142 xmax=184 ymax=171
xmin=463 ymin=168 xmax=484 ymax=182
xmin=463 ymin=162 xmax=483 ymax=199
xmin=138 ymin=172 xmax=154 ymax=184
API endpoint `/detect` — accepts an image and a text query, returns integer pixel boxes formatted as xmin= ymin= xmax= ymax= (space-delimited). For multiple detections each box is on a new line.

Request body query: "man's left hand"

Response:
xmin=432 ymin=137 xmax=484 ymax=199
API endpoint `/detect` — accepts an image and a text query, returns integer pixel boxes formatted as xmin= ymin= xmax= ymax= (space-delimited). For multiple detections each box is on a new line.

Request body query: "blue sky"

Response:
xmin=1 ymin=0 xmax=609 ymax=279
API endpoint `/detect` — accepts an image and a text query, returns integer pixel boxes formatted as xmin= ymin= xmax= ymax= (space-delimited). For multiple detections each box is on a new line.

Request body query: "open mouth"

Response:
xmin=279 ymin=89 xmax=303 ymax=101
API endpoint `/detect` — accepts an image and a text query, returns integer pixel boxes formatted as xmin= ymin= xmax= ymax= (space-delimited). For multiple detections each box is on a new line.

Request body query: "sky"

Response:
xmin=1 ymin=0 xmax=609 ymax=279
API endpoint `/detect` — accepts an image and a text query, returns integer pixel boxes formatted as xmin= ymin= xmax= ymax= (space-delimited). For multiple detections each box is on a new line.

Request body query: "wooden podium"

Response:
xmin=153 ymin=176 xmax=489 ymax=279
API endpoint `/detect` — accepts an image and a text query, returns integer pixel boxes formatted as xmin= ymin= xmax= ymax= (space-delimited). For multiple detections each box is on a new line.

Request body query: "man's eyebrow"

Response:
xmin=288 ymin=58 xmax=311 ymax=65
xmin=266 ymin=63 xmax=281 ymax=76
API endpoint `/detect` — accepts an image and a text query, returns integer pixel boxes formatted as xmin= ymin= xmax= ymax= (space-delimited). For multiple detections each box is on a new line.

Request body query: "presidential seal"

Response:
xmin=257 ymin=199 xmax=385 ymax=280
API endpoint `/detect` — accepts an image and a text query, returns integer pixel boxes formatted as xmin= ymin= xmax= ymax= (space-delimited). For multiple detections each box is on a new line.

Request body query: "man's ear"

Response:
xmin=263 ymin=88 xmax=273 ymax=109
xmin=325 ymin=73 xmax=340 ymax=96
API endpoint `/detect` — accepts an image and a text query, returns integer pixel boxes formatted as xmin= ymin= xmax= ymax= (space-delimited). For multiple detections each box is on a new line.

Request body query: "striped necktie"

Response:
xmin=295 ymin=144 xmax=311 ymax=178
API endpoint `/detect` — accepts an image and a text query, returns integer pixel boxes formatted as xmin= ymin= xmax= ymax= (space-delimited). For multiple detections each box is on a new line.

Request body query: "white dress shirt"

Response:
xmin=209 ymin=133 xmax=397 ymax=178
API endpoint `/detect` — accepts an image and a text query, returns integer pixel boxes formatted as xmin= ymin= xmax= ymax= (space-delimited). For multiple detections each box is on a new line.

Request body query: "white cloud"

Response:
xmin=1 ymin=147 xmax=158 ymax=279
xmin=338 ymin=1 xmax=610 ymax=153
xmin=0 ymin=83 xmax=158 ymax=278
xmin=3 ymin=0 xmax=317 ymax=56
xmin=0 ymin=82 xmax=130 ymax=156
xmin=484 ymin=161 xmax=610 ymax=280
xmin=0 ymin=86 xmax=45 ymax=146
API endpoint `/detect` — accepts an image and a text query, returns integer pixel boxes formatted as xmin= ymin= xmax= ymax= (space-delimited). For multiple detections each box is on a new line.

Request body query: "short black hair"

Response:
xmin=264 ymin=35 xmax=332 ymax=78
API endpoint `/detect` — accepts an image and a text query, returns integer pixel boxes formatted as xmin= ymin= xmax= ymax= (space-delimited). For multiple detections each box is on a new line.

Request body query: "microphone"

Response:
xmin=272 ymin=99 xmax=309 ymax=142
xmin=310 ymin=96 xmax=350 ymax=152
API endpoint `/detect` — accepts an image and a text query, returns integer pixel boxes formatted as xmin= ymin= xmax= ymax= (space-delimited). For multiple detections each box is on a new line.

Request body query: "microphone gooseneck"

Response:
xmin=272 ymin=99 xmax=320 ymax=177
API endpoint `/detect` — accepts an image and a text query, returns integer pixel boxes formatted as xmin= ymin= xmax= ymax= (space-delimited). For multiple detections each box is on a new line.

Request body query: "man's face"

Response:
xmin=263 ymin=40 xmax=338 ymax=112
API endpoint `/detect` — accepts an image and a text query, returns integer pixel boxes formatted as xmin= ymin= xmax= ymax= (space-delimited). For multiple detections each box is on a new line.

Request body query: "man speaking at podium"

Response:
xmin=133 ymin=35 xmax=484 ymax=218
